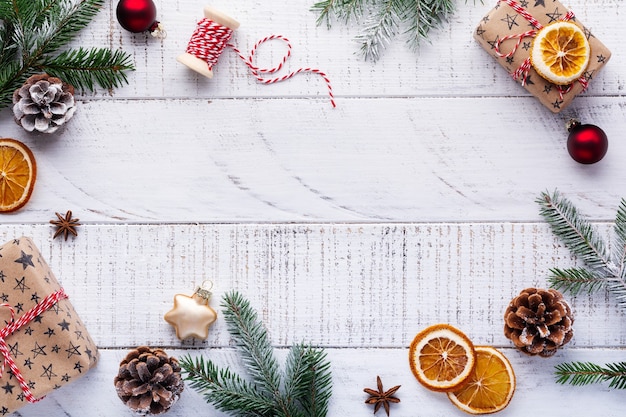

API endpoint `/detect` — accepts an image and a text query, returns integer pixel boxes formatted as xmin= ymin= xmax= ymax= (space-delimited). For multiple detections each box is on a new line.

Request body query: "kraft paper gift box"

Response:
xmin=474 ymin=0 xmax=611 ymax=113
xmin=0 ymin=237 xmax=98 ymax=415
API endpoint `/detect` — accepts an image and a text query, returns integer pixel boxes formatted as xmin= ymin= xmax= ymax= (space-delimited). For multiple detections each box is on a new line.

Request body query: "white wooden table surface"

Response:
xmin=1 ymin=0 xmax=625 ymax=416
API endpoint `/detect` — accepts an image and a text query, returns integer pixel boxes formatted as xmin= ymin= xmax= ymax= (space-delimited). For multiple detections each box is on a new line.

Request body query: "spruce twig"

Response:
xmin=536 ymin=190 xmax=626 ymax=310
xmin=555 ymin=362 xmax=626 ymax=389
xmin=537 ymin=190 xmax=611 ymax=273
xmin=538 ymin=191 xmax=626 ymax=389
xmin=404 ymin=0 xmax=455 ymax=50
xmin=41 ymin=47 xmax=134 ymax=90
xmin=181 ymin=291 xmax=333 ymax=417
xmin=312 ymin=0 xmax=458 ymax=61
xmin=312 ymin=0 xmax=367 ymax=28
xmin=354 ymin=0 xmax=403 ymax=62
xmin=613 ymin=199 xmax=626 ymax=285
xmin=180 ymin=355 xmax=276 ymax=415
xmin=0 ymin=0 xmax=133 ymax=109
xmin=547 ymin=267 xmax=606 ymax=295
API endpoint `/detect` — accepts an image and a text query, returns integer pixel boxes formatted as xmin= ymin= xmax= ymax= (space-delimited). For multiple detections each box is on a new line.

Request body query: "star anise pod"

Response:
xmin=50 ymin=210 xmax=81 ymax=240
xmin=364 ymin=376 xmax=400 ymax=416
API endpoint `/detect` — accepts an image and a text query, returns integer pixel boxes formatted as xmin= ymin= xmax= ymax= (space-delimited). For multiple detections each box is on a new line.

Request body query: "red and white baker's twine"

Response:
xmin=493 ymin=0 xmax=588 ymax=99
xmin=0 ymin=288 xmax=68 ymax=403
xmin=185 ymin=18 xmax=335 ymax=107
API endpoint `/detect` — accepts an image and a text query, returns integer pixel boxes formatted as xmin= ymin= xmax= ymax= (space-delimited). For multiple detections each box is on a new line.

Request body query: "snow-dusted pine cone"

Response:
xmin=504 ymin=287 xmax=574 ymax=357
xmin=12 ymin=73 xmax=76 ymax=134
xmin=114 ymin=346 xmax=184 ymax=415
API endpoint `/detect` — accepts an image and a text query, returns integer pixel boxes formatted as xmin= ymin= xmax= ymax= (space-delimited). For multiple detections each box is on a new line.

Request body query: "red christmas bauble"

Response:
xmin=116 ymin=0 xmax=159 ymax=33
xmin=566 ymin=120 xmax=608 ymax=164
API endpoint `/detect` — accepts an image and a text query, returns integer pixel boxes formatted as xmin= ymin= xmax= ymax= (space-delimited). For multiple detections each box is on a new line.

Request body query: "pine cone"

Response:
xmin=504 ymin=287 xmax=574 ymax=357
xmin=114 ymin=346 xmax=184 ymax=415
xmin=12 ymin=73 xmax=76 ymax=134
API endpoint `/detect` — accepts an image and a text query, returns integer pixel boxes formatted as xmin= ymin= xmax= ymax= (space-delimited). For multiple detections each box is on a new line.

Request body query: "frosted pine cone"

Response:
xmin=504 ymin=287 xmax=574 ymax=357
xmin=12 ymin=73 xmax=76 ymax=134
xmin=114 ymin=346 xmax=184 ymax=415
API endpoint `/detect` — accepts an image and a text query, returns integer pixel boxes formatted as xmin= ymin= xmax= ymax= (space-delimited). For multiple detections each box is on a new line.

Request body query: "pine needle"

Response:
xmin=40 ymin=47 xmax=134 ymax=90
xmin=355 ymin=0 xmax=403 ymax=61
xmin=538 ymin=192 xmax=626 ymax=389
xmin=548 ymin=267 xmax=606 ymax=295
xmin=537 ymin=190 xmax=611 ymax=272
xmin=614 ymin=199 xmax=626 ymax=284
xmin=181 ymin=291 xmax=333 ymax=417
xmin=220 ymin=291 xmax=284 ymax=405
xmin=0 ymin=0 xmax=133 ymax=110
xmin=312 ymin=0 xmax=459 ymax=61
xmin=311 ymin=0 xmax=367 ymax=27
xmin=555 ymin=361 xmax=626 ymax=389
xmin=179 ymin=355 xmax=276 ymax=416
xmin=404 ymin=0 xmax=455 ymax=50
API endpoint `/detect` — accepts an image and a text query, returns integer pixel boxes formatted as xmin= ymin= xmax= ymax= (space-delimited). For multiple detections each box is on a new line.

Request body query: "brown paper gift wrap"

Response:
xmin=0 ymin=237 xmax=98 ymax=415
xmin=474 ymin=0 xmax=611 ymax=113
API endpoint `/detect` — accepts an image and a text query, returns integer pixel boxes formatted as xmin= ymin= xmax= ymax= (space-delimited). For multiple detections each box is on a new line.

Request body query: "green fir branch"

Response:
xmin=181 ymin=291 xmax=333 ymax=417
xmin=0 ymin=61 xmax=34 ymax=108
xmin=221 ymin=291 xmax=285 ymax=406
xmin=0 ymin=21 xmax=17 ymax=64
xmin=33 ymin=0 xmax=103 ymax=54
xmin=40 ymin=47 xmax=134 ymax=90
xmin=0 ymin=0 xmax=38 ymax=26
xmin=180 ymin=355 xmax=275 ymax=416
xmin=548 ymin=267 xmax=606 ymax=295
xmin=284 ymin=344 xmax=312 ymax=408
xmin=355 ymin=0 xmax=403 ymax=61
xmin=0 ymin=0 xmax=133 ymax=111
xmin=312 ymin=0 xmax=461 ymax=61
xmin=404 ymin=0 xmax=455 ymax=50
xmin=539 ymin=192 xmax=626 ymax=390
xmin=295 ymin=347 xmax=333 ymax=417
xmin=614 ymin=199 xmax=626 ymax=282
xmin=555 ymin=361 xmax=626 ymax=389
xmin=537 ymin=190 xmax=611 ymax=273
xmin=312 ymin=0 xmax=366 ymax=28
xmin=537 ymin=190 xmax=626 ymax=311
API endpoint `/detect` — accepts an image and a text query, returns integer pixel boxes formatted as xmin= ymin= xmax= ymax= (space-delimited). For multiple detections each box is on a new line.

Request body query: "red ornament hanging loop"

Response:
xmin=566 ymin=119 xmax=608 ymax=164
xmin=116 ymin=0 xmax=165 ymax=38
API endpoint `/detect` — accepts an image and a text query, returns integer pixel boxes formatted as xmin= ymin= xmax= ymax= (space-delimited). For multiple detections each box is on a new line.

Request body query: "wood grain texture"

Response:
xmin=15 ymin=348 xmax=626 ymax=417
xmin=6 ymin=219 xmax=626 ymax=416
xmin=0 ymin=224 xmax=621 ymax=349
xmin=0 ymin=0 xmax=624 ymax=415
xmin=0 ymin=97 xmax=624 ymax=223
xmin=69 ymin=0 xmax=623 ymax=99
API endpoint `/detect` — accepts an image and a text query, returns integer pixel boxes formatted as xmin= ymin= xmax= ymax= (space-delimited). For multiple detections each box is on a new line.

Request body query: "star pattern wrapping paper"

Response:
xmin=474 ymin=0 xmax=611 ymax=113
xmin=0 ymin=237 xmax=98 ymax=415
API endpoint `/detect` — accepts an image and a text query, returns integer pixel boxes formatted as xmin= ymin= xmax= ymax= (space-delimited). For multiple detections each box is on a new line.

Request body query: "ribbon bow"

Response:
xmin=493 ymin=0 xmax=588 ymax=98
xmin=0 ymin=288 xmax=68 ymax=403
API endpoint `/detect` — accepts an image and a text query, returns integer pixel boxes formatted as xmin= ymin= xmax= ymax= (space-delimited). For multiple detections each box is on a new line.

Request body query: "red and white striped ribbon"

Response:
xmin=0 ymin=288 xmax=68 ymax=403
xmin=186 ymin=18 xmax=336 ymax=107
xmin=493 ymin=0 xmax=586 ymax=96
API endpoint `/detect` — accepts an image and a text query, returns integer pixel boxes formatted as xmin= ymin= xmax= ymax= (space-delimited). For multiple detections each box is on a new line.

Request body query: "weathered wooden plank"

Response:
xmin=0 ymin=223 xmax=621 ymax=349
xmin=66 ymin=0 xmax=622 ymax=99
xmin=0 ymin=98 xmax=623 ymax=223
xmin=16 ymin=347 xmax=626 ymax=417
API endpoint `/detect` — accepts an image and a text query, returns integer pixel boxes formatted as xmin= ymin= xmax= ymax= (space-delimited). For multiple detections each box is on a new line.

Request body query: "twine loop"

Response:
xmin=493 ymin=0 xmax=586 ymax=98
xmin=186 ymin=18 xmax=335 ymax=107
xmin=0 ymin=288 xmax=68 ymax=403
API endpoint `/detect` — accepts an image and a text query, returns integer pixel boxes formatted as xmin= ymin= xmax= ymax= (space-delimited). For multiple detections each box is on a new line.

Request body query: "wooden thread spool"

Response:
xmin=176 ymin=6 xmax=240 ymax=78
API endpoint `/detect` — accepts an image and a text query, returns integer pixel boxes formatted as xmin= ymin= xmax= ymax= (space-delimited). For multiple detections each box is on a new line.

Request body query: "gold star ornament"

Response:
xmin=164 ymin=283 xmax=217 ymax=340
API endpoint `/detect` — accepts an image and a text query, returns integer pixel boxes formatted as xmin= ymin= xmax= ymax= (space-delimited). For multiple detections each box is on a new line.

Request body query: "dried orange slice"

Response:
xmin=409 ymin=324 xmax=476 ymax=392
xmin=530 ymin=21 xmax=590 ymax=85
xmin=447 ymin=346 xmax=516 ymax=415
xmin=0 ymin=138 xmax=37 ymax=212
